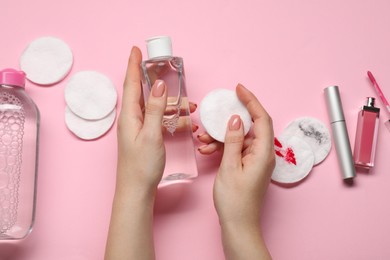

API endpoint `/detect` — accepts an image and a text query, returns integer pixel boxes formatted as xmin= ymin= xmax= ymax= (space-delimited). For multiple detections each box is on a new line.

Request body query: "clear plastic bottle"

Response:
xmin=0 ymin=69 xmax=40 ymax=240
xmin=141 ymin=36 xmax=198 ymax=186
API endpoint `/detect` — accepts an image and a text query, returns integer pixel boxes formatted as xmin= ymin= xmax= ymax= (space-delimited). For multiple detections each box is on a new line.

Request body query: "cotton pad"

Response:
xmin=65 ymin=106 xmax=116 ymax=140
xmin=20 ymin=36 xmax=73 ymax=85
xmin=271 ymin=136 xmax=315 ymax=184
xmin=199 ymin=88 xmax=252 ymax=143
xmin=280 ymin=117 xmax=331 ymax=165
xmin=65 ymin=71 xmax=117 ymax=120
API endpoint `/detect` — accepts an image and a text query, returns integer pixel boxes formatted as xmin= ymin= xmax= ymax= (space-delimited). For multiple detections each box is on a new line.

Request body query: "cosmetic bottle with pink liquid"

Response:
xmin=0 ymin=69 xmax=40 ymax=240
xmin=353 ymin=97 xmax=380 ymax=170
xmin=141 ymin=36 xmax=198 ymax=187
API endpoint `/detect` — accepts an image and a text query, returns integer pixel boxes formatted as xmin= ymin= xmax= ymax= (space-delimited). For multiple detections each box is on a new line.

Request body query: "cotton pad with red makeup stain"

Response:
xmin=271 ymin=136 xmax=314 ymax=184
xmin=274 ymin=137 xmax=297 ymax=165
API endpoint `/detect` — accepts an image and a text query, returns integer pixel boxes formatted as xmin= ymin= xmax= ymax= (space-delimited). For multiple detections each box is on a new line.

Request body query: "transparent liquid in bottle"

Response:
xmin=142 ymin=38 xmax=198 ymax=186
xmin=0 ymin=69 xmax=39 ymax=240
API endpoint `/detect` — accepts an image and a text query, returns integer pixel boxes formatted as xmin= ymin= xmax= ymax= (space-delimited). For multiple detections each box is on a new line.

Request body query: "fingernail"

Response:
xmin=237 ymin=83 xmax=249 ymax=91
xmin=198 ymin=145 xmax=208 ymax=151
xmin=152 ymin=80 xmax=165 ymax=97
xmin=229 ymin=115 xmax=241 ymax=130
xmin=130 ymin=46 xmax=136 ymax=60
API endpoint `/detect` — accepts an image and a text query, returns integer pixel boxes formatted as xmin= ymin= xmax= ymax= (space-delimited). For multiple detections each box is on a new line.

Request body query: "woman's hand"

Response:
xmin=199 ymin=84 xmax=275 ymax=259
xmin=105 ymin=47 xmax=168 ymax=260
xmin=116 ymin=47 xmax=168 ymax=193
xmin=106 ymin=46 xmax=199 ymax=260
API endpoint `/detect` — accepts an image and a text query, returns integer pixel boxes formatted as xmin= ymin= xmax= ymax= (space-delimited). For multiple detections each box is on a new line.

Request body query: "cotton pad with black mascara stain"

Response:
xmin=199 ymin=88 xmax=252 ymax=143
xmin=279 ymin=117 xmax=331 ymax=165
xmin=20 ymin=36 xmax=73 ymax=85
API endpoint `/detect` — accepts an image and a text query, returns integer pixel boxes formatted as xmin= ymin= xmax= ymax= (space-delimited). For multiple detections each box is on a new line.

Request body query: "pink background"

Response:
xmin=1 ymin=0 xmax=390 ymax=259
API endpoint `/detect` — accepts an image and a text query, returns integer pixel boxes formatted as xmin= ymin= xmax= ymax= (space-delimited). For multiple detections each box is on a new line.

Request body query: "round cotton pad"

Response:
xmin=65 ymin=106 xmax=116 ymax=140
xmin=271 ymin=136 xmax=315 ymax=184
xmin=20 ymin=36 xmax=73 ymax=85
xmin=65 ymin=71 xmax=117 ymax=120
xmin=280 ymin=117 xmax=331 ymax=165
xmin=199 ymin=88 xmax=252 ymax=143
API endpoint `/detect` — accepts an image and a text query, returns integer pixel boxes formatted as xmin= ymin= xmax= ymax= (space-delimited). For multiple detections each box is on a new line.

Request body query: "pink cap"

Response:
xmin=0 ymin=68 xmax=26 ymax=88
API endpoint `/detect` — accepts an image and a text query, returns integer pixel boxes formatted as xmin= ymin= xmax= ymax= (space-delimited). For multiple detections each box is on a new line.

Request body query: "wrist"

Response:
xmin=220 ymin=217 xmax=262 ymax=235
xmin=115 ymin=164 xmax=160 ymax=202
xmin=219 ymin=218 xmax=271 ymax=260
xmin=217 ymin=206 xmax=262 ymax=232
xmin=114 ymin=182 xmax=157 ymax=203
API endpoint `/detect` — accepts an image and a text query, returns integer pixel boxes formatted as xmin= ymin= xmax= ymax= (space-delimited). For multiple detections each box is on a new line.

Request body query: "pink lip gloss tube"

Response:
xmin=353 ymin=97 xmax=380 ymax=170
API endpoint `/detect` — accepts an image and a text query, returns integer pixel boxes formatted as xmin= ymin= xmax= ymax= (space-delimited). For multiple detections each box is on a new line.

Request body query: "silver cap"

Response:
xmin=366 ymin=97 xmax=375 ymax=107
xmin=324 ymin=86 xmax=345 ymax=123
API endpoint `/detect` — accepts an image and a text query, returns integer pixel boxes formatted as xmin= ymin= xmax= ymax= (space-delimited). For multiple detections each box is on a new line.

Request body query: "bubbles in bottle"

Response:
xmin=0 ymin=92 xmax=24 ymax=234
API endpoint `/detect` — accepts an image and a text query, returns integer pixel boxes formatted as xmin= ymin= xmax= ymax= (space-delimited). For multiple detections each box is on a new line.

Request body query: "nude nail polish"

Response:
xmin=229 ymin=115 xmax=241 ymax=130
xmin=152 ymin=80 xmax=165 ymax=97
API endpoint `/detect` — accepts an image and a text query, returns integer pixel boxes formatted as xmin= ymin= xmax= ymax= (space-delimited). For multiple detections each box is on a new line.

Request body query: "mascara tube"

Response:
xmin=324 ymin=86 xmax=356 ymax=180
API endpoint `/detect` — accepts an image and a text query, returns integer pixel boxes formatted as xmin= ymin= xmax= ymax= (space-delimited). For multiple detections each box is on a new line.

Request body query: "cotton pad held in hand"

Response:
xmin=20 ymin=36 xmax=73 ymax=85
xmin=199 ymin=88 xmax=252 ymax=142
xmin=65 ymin=106 xmax=116 ymax=140
xmin=280 ymin=117 xmax=331 ymax=165
xmin=272 ymin=136 xmax=315 ymax=184
xmin=65 ymin=71 xmax=117 ymax=120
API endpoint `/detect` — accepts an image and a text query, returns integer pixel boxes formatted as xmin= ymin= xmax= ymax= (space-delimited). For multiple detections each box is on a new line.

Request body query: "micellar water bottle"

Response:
xmin=0 ymin=69 xmax=39 ymax=240
xmin=141 ymin=36 xmax=198 ymax=187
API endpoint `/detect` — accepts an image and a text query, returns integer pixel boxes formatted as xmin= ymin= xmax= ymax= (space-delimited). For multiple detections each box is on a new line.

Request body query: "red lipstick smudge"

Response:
xmin=275 ymin=150 xmax=284 ymax=157
xmin=274 ymin=137 xmax=283 ymax=148
xmin=274 ymin=137 xmax=297 ymax=165
xmin=285 ymin=147 xmax=297 ymax=165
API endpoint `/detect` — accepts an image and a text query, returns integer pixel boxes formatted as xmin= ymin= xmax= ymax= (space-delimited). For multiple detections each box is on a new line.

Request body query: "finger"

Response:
xmin=197 ymin=132 xmax=216 ymax=144
xmin=220 ymin=115 xmax=244 ymax=169
xmin=189 ymin=102 xmax=197 ymax=114
xmin=165 ymin=97 xmax=197 ymax=116
xmin=143 ymin=80 xmax=168 ymax=134
xmin=121 ymin=47 xmax=143 ymax=114
xmin=198 ymin=142 xmax=222 ymax=155
xmin=161 ymin=117 xmax=199 ymax=133
xmin=242 ymin=138 xmax=254 ymax=157
xmin=192 ymin=122 xmax=199 ymax=133
xmin=119 ymin=47 xmax=144 ymax=132
xmin=236 ymin=84 xmax=274 ymax=149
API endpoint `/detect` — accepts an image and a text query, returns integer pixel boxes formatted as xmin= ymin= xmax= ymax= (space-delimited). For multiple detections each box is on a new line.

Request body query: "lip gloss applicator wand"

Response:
xmin=367 ymin=71 xmax=390 ymax=131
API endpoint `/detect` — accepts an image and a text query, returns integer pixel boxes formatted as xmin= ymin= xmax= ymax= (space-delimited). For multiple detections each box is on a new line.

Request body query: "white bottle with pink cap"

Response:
xmin=0 ymin=68 xmax=40 ymax=240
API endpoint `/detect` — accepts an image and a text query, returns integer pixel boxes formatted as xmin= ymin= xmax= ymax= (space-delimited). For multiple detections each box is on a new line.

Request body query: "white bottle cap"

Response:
xmin=146 ymin=36 xmax=172 ymax=59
